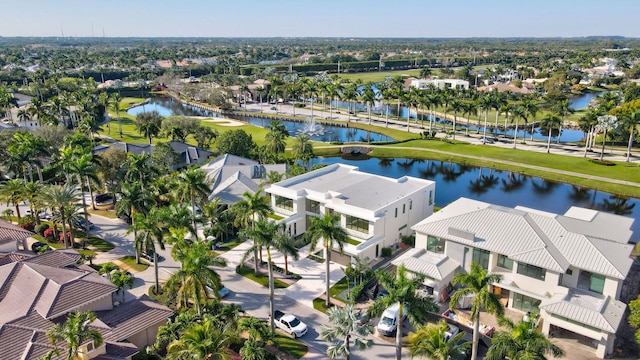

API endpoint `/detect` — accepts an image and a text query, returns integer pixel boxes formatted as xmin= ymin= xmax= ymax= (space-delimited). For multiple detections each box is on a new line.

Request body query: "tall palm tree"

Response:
xmin=370 ymin=264 xmax=439 ymax=360
xmin=134 ymin=110 xmax=163 ymax=144
xmin=541 ymin=113 xmax=562 ymax=153
xmin=579 ymin=109 xmax=601 ymax=157
xmin=511 ymin=106 xmax=527 ymax=149
xmin=553 ymin=99 xmax=574 ymax=144
xmin=238 ymin=317 xmax=272 ymax=360
xmin=166 ymin=233 xmax=227 ymax=316
xmin=108 ymin=92 xmax=123 ymax=137
xmin=40 ymin=184 xmax=79 ymax=248
xmin=123 ymin=153 xmax=160 ymax=190
xmin=595 ymin=115 xmax=620 ymax=161
xmin=174 ymin=167 xmax=212 ymax=233
xmin=305 ymin=213 xmax=349 ymax=308
xmin=479 ymin=94 xmax=494 ymax=142
xmin=450 ymin=262 xmax=504 ymax=360
xmin=116 ymin=181 xmax=155 ymax=250
xmin=110 ymin=269 xmax=134 ymax=303
xmin=166 ymin=318 xmax=232 ymax=360
xmin=500 ymin=103 xmax=514 ymax=138
xmin=0 ymin=178 xmax=26 ymax=220
xmin=265 ymin=123 xmax=287 ymax=157
xmin=449 ymin=99 xmax=464 ymax=140
xmin=521 ymin=99 xmax=540 ymax=142
xmin=621 ymin=109 xmax=640 ymax=162
xmin=485 ymin=316 xmax=564 ymax=360
xmin=292 ymin=134 xmax=314 ymax=170
xmin=231 ymin=190 xmax=271 ymax=275
xmin=321 ymin=304 xmax=374 ymax=360
xmin=408 ymin=320 xmax=469 ymax=360
xmin=242 ymin=219 xmax=298 ymax=335
xmin=46 ymin=311 xmax=103 ymax=360
xmin=464 ymin=100 xmax=478 ymax=137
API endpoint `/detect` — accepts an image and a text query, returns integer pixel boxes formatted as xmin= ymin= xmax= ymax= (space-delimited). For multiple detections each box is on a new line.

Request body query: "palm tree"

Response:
xmin=0 ymin=178 xmax=26 ymax=220
xmin=450 ymin=262 xmax=504 ymax=360
xmin=479 ymin=94 xmax=494 ymax=142
xmin=463 ymin=101 xmax=478 ymax=137
xmin=511 ymin=106 xmax=527 ymax=149
xmin=521 ymin=99 xmax=539 ymax=143
xmin=621 ymin=109 xmax=640 ymax=162
xmin=370 ymin=264 xmax=439 ymax=360
xmin=123 ymin=153 xmax=160 ymax=190
xmin=579 ymin=109 xmax=601 ymax=157
xmin=98 ymin=262 xmax=119 ymax=280
xmin=242 ymin=219 xmax=297 ymax=335
xmin=116 ymin=181 xmax=154 ymax=237
xmin=553 ymin=99 xmax=574 ymax=144
xmin=265 ymin=123 xmax=287 ymax=157
xmin=108 ymin=92 xmax=123 ymax=137
xmin=231 ymin=190 xmax=271 ymax=275
xmin=273 ymin=228 xmax=299 ymax=276
xmin=500 ymin=103 xmax=514 ymax=138
xmin=541 ymin=113 xmax=562 ymax=153
xmin=485 ymin=316 xmax=564 ymax=360
xmin=166 ymin=318 xmax=232 ymax=360
xmin=174 ymin=167 xmax=212 ymax=233
xmin=238 ymin=317 xmax=272 ymax=360
xmin=321 ymin=304 xmax=374 ymax=360
xmin=128 ymin=212 xmax=163 ymax=291
xmin=166 ymin=233 xmax=227 ymax=316
xmin=110 ymin=269 xmax=134 ymax=303
xmin=40 ymin=184 xmax=80 ymax=248
xmin=134 ymin=110 xmax=163 ymax=144
xmin=305 ymin=212 xmax=349 ymax=308
xmin=595 ymin=115 xmax=620 ymax=161
xmin=449 ymin=99 xmax=464 ymax=140
xmin=408 ymin=320 xmax=469 ymax=360
xmin=46 ymin=311 xmax=103 ymax=360
xmin=292 ymin=134 xmax=314 ymax=170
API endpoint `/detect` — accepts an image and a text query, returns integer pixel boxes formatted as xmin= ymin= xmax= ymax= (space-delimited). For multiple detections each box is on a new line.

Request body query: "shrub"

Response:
xmin=381 ymin=247 xmax=393 ymax=257
xmin=19 ymin=221 xmax=35 ymax=232
xmin=34 ymin=224 xmax=50 ymax=236
xmin=43 ymin=228 xmax=55 ymax=240
xmin=401 ymin=235 xmax=415 ymax=247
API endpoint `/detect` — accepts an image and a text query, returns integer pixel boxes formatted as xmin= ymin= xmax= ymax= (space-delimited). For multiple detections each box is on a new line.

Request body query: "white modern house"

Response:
xmin=394 ymin=197 xmax=635 ymax=358
xmin=410 ymin=78 xmax=470 ymax=91
xmin=266 ymin=163 xmax=436 ymax=263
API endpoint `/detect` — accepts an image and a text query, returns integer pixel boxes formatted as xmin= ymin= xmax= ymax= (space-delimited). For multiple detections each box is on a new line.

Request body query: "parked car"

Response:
xmin=377 ymin=303 xmax=407 ymax=336
xmin=269 ymin=310 xmax=308 ymax=338
xmin=94 ymin=193 xmax=114 ymax=206
xmin=72 ymin=217 xmax=94 ymax=230
xmin=481 ymin=136 xmax=495 ymax=144
xmin=445 ymin=323 xmax=460 ymax=341
xmin=141 ymin=249 xmax=164 ymax=262
xmin=270 ymin=106 xmax=277 ymax=110
xmin=31 ymin=241 xmax=52 ymax=254
xmin=207 ymin=285 xmax=231 ymax=298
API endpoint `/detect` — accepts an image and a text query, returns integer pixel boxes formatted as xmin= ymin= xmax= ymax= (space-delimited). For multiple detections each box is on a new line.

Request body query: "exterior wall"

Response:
xmin=127 ymin=320 xmax=168 ymax=348
xmin=79 ymin=294 xmax=114 ymax=312
xmin=541 ymin=310 xmax=613 ymax=358
xmin=560 ymin=266 xmax=579 ymax=288
xmin=603 ymin=277 xmax=622 ymax=299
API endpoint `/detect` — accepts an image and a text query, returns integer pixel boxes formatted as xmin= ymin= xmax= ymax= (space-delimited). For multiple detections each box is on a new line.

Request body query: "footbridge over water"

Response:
xmin=340 ymin=146 xmax=372 ymax=154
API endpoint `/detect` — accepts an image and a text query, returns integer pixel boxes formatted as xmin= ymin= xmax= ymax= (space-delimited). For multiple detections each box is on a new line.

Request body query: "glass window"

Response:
xmin=472 ymin=248 xmax=490 ymax=270
xmin=395 ymin=208 xmax=398 ymax=218
xmin=565 ymin=268 xmax=573 ymax=275
xmin=275 ymin=196 xmax=293 ymax=211
xmin=427 ymin=235 xmax=445 ymax=254
xmin=306 ymin=199 xmax=320 ymax=214
xmin=517 ymin=262 xmax=546 ymax=281
xmin=497 ymin=254 xmax=513 ymax=270
xmin=403 ymin=204 xmax=406 ymax=214
xmin=589 ymin=273 xmax=605 ymax=294
xmin=409 ymin=200 xmax=413 ymax=210
xmin=512 ymin=292 xmax=541 ymax=313
xmin=429 ymin=191 xmax=433 ymax=205
xmin=345 ymin=215 xmax=368 ymax=234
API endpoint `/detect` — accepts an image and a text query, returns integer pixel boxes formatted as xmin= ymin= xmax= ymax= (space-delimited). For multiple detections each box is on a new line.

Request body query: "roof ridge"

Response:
xmin=522 ymin=213 xmax=569 ymax=271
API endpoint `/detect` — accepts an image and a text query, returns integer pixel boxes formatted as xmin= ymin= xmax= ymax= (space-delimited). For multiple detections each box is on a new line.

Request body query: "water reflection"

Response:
xmin=314 ymin=156 xmax=640 ymax=238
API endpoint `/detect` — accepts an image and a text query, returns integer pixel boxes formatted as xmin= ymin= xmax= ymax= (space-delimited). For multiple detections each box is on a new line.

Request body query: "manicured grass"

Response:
xmin=32 ymin=234 xmax=66 ymax=249
xmin=346 ymin=238 xmax=361 ymax=245
xmin=85 ymin=236 xmax=115 ymax=251
xmin=329 ymin=277 xmax=349 ymax=298
xmin=78 ymin=248 xmax=97 ymax=257
xmin=215 ymin=237 xmax=245 ymax=252
xmin=88 ymin=208 xmax=117 ymax=218
xmin=273 ymin=333 xmax=308 ymax=359
xmin=313 ymin=297 xmax=329 ymax=314
xmin=119 ymin=256 xmax=149 ymax=272
xmin=267 ymin=213 xmax=284 ymax=220
xmin=235 ymin=265 xmax=290 ymax=288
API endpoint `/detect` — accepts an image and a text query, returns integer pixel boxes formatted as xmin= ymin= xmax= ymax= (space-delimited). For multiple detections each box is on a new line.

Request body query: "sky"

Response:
xmin=1 ymin=0 xmax=639 ymax=38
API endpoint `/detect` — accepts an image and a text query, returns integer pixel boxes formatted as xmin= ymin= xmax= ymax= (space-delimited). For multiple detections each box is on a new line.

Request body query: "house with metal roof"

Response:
xmin=398 ymin=197 xmax=635 ymax=358
xmin=0 ymin=250 xmax=173 ymax=360
xmin=201 ymin=154 xmax=287 ymax=205
xmin=93 ymin=140 xmax=213 ymax=170
xmin=266 ymin=163 xmax=436 ymax=263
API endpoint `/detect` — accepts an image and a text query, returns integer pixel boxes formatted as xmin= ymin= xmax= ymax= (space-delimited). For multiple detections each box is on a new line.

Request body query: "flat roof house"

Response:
xmin=395 ymin=197 xmax=635 ymax=358
xmin=266 ymin=163 xmax=436 ymax=263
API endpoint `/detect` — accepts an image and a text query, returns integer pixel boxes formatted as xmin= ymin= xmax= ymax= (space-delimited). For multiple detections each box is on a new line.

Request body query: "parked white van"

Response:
xmin=377 ymin=302 xmax=407 ymax=336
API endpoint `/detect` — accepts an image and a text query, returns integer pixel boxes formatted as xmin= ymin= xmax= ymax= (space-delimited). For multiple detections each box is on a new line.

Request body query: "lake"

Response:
xmin=312 ymin=156 xmax=640 ymax=241
xmin=128 ymin=97 xmax=395 ymax=143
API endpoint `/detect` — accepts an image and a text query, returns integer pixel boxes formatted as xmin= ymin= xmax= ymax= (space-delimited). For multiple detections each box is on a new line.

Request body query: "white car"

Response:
xmin=445 ymin=323 xmax=460 ymax=341
xmin=270 ymin=310 xmax=308 ymax=338
xmin=377 ymin=303 xmax=408 ymax=336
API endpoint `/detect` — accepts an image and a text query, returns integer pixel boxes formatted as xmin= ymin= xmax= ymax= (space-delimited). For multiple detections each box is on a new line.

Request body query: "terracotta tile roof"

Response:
xmin=0 ymin=251 xmax=34 ymax=265
xmin=97 ymin=295 xmax=173 ymax=342
xmin=94 ymin=342 xmax=140 ymax=360
xmin=0 ymin=219 xmax=34 ymax=246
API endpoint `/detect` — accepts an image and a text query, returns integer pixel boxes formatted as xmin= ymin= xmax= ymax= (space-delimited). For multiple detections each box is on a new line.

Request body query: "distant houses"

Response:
xmin=93 ymin=140 xmax=213 ymax=170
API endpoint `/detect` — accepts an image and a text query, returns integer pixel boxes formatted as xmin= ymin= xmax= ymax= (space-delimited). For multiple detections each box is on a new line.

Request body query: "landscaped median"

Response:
xmin=235 ymin=264 xmax=299 ymax=288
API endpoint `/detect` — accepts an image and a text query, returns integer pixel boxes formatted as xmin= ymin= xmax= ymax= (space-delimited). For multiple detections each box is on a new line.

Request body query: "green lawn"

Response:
xmin=88 ymin=208 xmax=117 ymax=218
xmin=235 ymin=264 xmax=290 ymax=288
xmin=313 ymin=297 xmax=330 ymax=314
xmin=346 ymin=238 xmax=361 ymax=245
xmin=273 ymin=333 xmax=308 ymax=359
xmin=215 ymin=237 xmax=245 ymax=252
xmin=84 ymin=236 xmax=115 ymax=251
xmin=119 ymin=256 xmax=150 ymax=272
